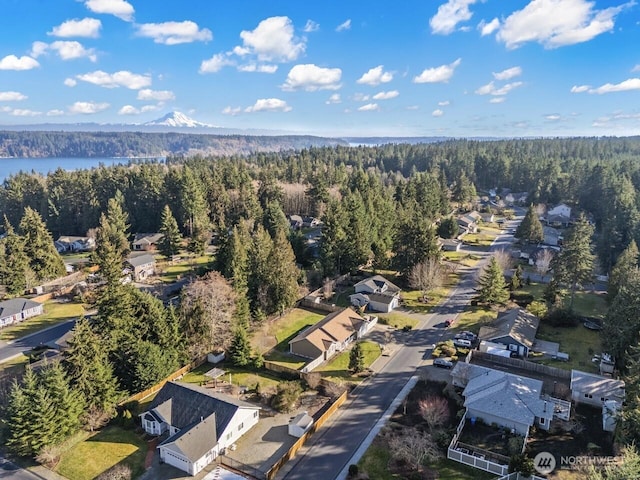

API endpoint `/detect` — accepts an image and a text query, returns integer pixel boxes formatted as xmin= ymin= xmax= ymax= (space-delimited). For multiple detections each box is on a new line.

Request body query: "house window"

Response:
xmin=584 ymin=393 xmax=592 ymax=399
xmin=226 ymin=432 xmax=232 ymax=440
xmin=238 ymin=422 xmax=244 ymax=431
xmin=253 ymin=411 xmax=258 ymax=418
xmin=539 ymin=417 xmax=546 ymax=425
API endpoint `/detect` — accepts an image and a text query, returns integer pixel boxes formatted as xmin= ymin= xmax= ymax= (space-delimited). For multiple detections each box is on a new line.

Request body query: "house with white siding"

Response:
xmin=0 ymin=298 xmax=44 ymax=328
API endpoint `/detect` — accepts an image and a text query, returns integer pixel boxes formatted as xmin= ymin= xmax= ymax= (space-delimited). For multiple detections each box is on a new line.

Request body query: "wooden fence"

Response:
xmin=471 ymin=350 xmax=571 ymax=380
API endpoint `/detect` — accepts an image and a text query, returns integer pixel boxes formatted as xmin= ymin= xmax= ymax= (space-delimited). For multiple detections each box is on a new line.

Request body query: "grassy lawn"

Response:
xmin=268 ymin=308 xmax=325 ymax=352
xmin=180 ymin=362 xmax=283 ymax=390
xmin=452 ymin=306 xmax=497 ymax=334
xmin=316 ymin=340 xmax=381 ymax=381
xmin=535 ymin=323 xmax=601 ymax=373
xmin=443 ymin=251 xmax=482 ymax=268
xmin=462 ymin=232 xmax=497 ymax=248
xmin=157 ymin=255 xmax=215 ymax=283
xmin=262 ymin=349 xmax=307 ymax=370
xmin=333 ymin=286 xmax=355 ymax=308
xmin=0 ymin=300 xmax=85 ymax=342
xmin=55 ymin=426 xmax=147 ymax=480
xmin=378 ymin=312 xmax=419 ymax=330
xmin=358 ymin=444 xmax=493 ymax=480
xmin=518 ymin=283 xmax=608 ymax=319
xmin=0 ymin=353 xmax=29 ymax=378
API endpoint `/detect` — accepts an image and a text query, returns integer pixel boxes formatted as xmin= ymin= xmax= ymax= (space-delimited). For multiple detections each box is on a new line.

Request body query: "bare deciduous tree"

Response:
xmin=180 ymin=271 xmax=237 ymax=356
xmin=409 ymin=257 xmax=445 ymax=302
xmin=322 ymin=277 xmax=336 ymax=301
xmin=535 ymin=248 xmax=554 ymax=281
xmin=493 ymin=249 xmax=514 ymax=272
xmin=418 ymin=396 xmax=450 ymax=431
xmin=387 ymin=426 xmax=441 ymax=472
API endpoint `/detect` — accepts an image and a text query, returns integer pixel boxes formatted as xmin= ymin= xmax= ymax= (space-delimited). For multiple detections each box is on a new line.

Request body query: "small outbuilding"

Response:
xmin=288 ymin=411 xmax=314 ymax=438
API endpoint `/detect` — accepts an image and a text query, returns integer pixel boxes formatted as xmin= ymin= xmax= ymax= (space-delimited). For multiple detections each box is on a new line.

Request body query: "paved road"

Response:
xmin=0 ymin=455 xmax=39 ymax=480
xmin=0 ymin=319 xmax=77 ymax=364
xmin=280 ymin=213 xmax=524 ymax=480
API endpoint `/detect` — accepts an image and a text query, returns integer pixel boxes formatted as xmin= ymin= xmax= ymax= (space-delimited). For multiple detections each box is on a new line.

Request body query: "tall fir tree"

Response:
xmin=268 ymin=228 xmax=300 ymax=315
xmin=608 ymin=239 xmax=639 ymax=303
xmin=19 ymin=207 xmax=65 ymax=282
xmin=92 ymin=193 xmax=130 ymax=286
xmin=515 ymin=204 xmax=544 ymax=244
xmin=228 ymin=327 xmax=252 ymax=367
xmin=393 ymin=214 xmax=440 ymax=278
xmin=158 ymin=205 xmax=182 ymax=259
xmin=0 ymin=216 xmax=28 ymax=295
xmin=477 ymin=257 xmax=510 ymax=305
xmin=349 ymin=342 xmax=365 ymax=373
xmin=39 ymin=362 xmax=85 ymax=442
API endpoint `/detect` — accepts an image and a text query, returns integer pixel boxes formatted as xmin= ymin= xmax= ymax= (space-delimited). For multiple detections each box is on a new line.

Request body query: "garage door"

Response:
xmin=161 ymin=448 xmax=191 ymax=474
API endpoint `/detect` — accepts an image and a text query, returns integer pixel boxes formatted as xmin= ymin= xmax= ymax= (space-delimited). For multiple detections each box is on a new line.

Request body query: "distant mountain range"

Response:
xmin=143 ymin=111 xmax=215 ymax=129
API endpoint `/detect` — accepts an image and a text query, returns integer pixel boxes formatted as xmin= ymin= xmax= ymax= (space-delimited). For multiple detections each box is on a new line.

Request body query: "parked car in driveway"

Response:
xmin=453 ymin=338 xmax=472 ymax=348
xmin=455 ymin=331 xmax=477 ymax=342
xmin=433 ymin=358 xmax=454 ymax=369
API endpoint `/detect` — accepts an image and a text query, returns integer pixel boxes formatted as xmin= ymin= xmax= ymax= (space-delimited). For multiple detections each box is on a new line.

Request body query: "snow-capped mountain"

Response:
xmin=143 ymin=111 xmax=214 ymax=128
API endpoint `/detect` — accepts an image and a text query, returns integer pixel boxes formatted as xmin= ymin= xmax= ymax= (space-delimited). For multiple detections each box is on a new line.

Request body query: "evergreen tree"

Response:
xmin=62 ymin=317 xmax=121 ymax=412
xmin=229 ymin=327 xmax=252 ymax=367
xmin=19 ymin=207 xmax=65 ymax=282
xmin=92 ymin=194 xmax=130 ymax=286
xmin=477 ymin=257 xmax=509 ymax=305
xmin=349 ymin=342 xmax=365 ymax=373
xmin=437 ymin=217 xmax=459 ymax=239
xmin=608 ymin=239 xmax=639 ymax=302
xmin=0 ymin=217 xmax=28 ymax=295
xmin=262 ymin=201 xmax=289 ymax=238
xmin=515 ymin=204 xmax=544 ymax=244
xmin=158 ymin=205 xmax=182 ymax=259
xmin=217 ymin=223 xmax=250 ymax=287
xmin=510 ymin=264 xmax=524 ymax=291
xmin=179 ymin=166 xmax=209 ymax=239
xmin=248 ymin=225 xmax=274 ymax=315
xmin=552 ymin=214 xmax=595 ymax=309
xmin=320 ymin=199 xmax=349 ymax=275
xmin=393 ymin=215 xmax=440 ymax=278
xmin=39 ymin=362 xmax=85 ymax=441
xmin=6 ymin=377 xmax=33 ymax=456
xmin=268 ymin=228 xmax=300 ymax=315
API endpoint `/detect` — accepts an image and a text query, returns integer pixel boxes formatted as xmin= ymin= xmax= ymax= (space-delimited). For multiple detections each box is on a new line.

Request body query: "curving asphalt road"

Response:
xmin=0 ymin=319 xmax=77 ymax=364
xmin=279 ymin=213 xmax=524 ymax=480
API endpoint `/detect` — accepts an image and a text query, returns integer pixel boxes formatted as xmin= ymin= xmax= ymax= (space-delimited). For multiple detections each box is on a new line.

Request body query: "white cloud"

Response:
xmin=438 ymin=100 xmax=450 ymax=106
xmin=137 ymin=89 xmax=175 ymax=101
xmin=46 ymin=109 xmax=65 ymax=116
xmin=222 ymin=106 xmax=242 ymax=116
xmin=588 ymin=78 xmax=640 ymax=94
xmin=633 ymin=65 xmax=640 ymax=72
xmin=0 ymin=91 xmax=27 ymax=101
xmin=489 ymin=97 xmax=506 ymax=103
xmin=545 ymin=114 xmax=561 ymax=120
xmin=11 ymin=109 xmax=41 ymax=117
xmin=353 ymin=93 xmax=370 ymax=102
xmin=493 ymin=66 xmax=522 ymax=81
xmin=413 ymin=58 xmax=461 ymax=83
xmin=475 ymin=81 xmax=523 ymax=96
xmin=30 ymin=42 xmax=48 ymax=58
xmin=49 ymin=18 xmax=101 ymax=38
xmin=326 ymin=93 xmax=341 ymax=104
xmin=84 ymin=0 xmax=134 ymax=22
xmin=358 ymin=103 xmax=379 ymax=111
xmin=69 ymin=101 xmax=110 ymax=114
xmin=430 ymin=0 xmax=477 ymax=35
xmin=136 ymin=21 xmax=212 ymax=45
xmin=407 ymin=105 xmax=419 ymax=110
xmin=47 ymin=41 xmax=97 ymax=61
xmin=244 ymin=98 xmax=292 ymax=113
xmin=76 ymin=70 xmax=152 ymax=89
xmin=239 ymin=16 xmax=305 ymax=62
xmin=336 ymin=19 xmax=351 ymax=32
xmin=0 ymin=55 xmax=39 ymax=70
xmin=0 ymin=106 xmax=11 ymax=113
xmin=570 ymin=85 xmax=590 ymax=93
xmin=199 ymin=53 xmax=235 ymax=73
xmin=303 ymin=20 xmax=319 ymax=32
xmin=118 ymin=105 xmax=139 ymax=115
xmin=478 ymin=18 xmax=500 ymax=36
xmin=281 ymin=64 xmax=342 ymax=91
xmin=357 ymin=65 xmax=393 ymax=85
xmin=432 ymin=109 xmax=445 ymax=117
xmin=497 ymin=0 xmax=633 ymax=49
xmin=64 ymin=78 xmax=77 ymax=87
xmin=237 ymin=64 xmax=278 ymax=73
xmin=373 ymin=90 xmax=399 ymax=100
xmin=140 ymin=104 xmax=162 ymax=113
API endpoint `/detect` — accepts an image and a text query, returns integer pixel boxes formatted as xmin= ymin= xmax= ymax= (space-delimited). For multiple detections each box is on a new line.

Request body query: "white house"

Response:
xmin=548 ymin=203 xmax=571 ymax=219
xmin=351 ymin=275 xmax=401 ymax=313
xmin=140 ymin=381 xmax=260 ymax=476
xmin=0 ymin=298 xmax=44 ymax=328
xmin=570 ymin=370 xmax=625 ymax=408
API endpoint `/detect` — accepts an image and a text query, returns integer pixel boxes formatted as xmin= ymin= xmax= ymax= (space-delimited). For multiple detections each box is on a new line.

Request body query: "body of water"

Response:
xmin=0 ymin=157 xmax=164 ymax=183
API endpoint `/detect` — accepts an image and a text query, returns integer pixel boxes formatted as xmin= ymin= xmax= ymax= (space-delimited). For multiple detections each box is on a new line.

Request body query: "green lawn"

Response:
xmin=462 ymin=232 xmax=497 ymax=248
xmin=0 ymin=353 xmax=29 ymax=378
xmin=452 ymin=306 xmax=497 ymax=334
xmin=316 ymin=340 xmax=381 ymax=381
xmin=377 ymin=312 xmax=419 ymax=330
xmin=55 ymin=426 xmax=147 ymax=480
xmin=518 ymin=283 xmax=608 ymax=319
xmin=262 ymin=349 xmax=307 ymax=370
xmin=180 ymin=362 xmax=283 ymax=390
xmin=334 ymin=286 xmax=355 ymax=308
xmin=442 ymin=251 xmax=482 ymax=267
xmin=358 ymin=444 xmax=493 ymax=480
xmin=157 ymin=255 xmax=215 ymax=283
xmin=0 ymin=301 xmax=85 ymax=342
xmin=268 ymin=308 xmax=325 ymax=351
xmin=535 ymin=323 xmax=601 ymax=373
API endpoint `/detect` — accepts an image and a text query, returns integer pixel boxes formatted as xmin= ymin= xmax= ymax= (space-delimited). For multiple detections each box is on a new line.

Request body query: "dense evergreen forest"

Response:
xmin=0 ymin=131 xmax=347 ymax=158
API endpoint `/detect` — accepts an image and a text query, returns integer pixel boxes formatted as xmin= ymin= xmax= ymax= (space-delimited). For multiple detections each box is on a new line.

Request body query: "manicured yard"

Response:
xmin=377 ymin=312 xmax=419 ymax=330
xmin=452 ymin=306 xmax=497 ymax=334
xmin=55 ymin=426 xmax=147 ymax=480
xmin=180 ymin=361 xmax=283 ymax=390
xmin=267 ymin=308 xmax=325 ymax=351
xmin=535 ymin=323 xmax=601 ymax=373
xmin=157 ymin=255 xmax=215 ymax=283
xmin=0 ymin=300 xmax=85 ymax=342
xmin=518 ymin=283 xmax=608 ymax=319
xmin=262 ymin=349 xmax=307 ymax=370
xmin=0 ymin=353 xmax=29 ymax=377
xmin=462 ymin=231 xmax=497 ymax=248
xmin=316 ymin=340 xmax=381 ymax=381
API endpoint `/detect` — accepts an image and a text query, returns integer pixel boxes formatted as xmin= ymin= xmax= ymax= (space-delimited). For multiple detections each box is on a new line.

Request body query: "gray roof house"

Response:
xmin=140 ymin=381 xmax=260 ymax=476
xmin=0 ymin=298 xmax=44 ymax=328
xmin=478 ymin=308 xmax=540 ymax=357
xmin=126 ymin=254 xmax=156 ymax=282
xmin=457 ymin=364 xmax=554 ymax=436
xmin=351 ymin=275 xmax=401 ymax=313
xmin=354 ymin=275 xmax=400 ymax=295
xmin=132 ymin=233 xmax=164 ymax=251
xmin=570 ymin=370 xmax=625 ymax=408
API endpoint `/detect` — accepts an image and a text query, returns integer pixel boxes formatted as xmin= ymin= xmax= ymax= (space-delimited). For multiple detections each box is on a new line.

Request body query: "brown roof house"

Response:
xmin=289 ymin=307 xmax=377 ymax=361
xmin=478 ymin=308 xmax=540 ymax=357
xmin=132 ymin=233 xmax=164 ymax=251
xmin=140 ymin=381 xmax=260 ymax=476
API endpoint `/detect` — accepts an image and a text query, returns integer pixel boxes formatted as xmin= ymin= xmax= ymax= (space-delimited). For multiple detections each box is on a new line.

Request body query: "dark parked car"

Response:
xmin=434 ymin=358 xmax=454 ymax=369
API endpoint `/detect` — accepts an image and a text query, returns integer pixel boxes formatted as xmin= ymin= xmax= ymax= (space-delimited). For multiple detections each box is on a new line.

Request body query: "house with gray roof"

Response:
xmin=126 ymin=253 xmax=156 ymax=282
xmin=132 ymin=232 xmax=164 ymax=251
xmin=570 ymin=370 xmax=625 ymax=408
xmin=0 ymin=298 xmax=43 ymax=328
xmin=140 ymin=381 xmax=260 ymax=476
xmin=478 ymin=308 xmax=540 ymax=357
xmin=458 ymin=364 xmax=553 ymax=436
xmin=351 ymin=275 xmax=401 ymax=313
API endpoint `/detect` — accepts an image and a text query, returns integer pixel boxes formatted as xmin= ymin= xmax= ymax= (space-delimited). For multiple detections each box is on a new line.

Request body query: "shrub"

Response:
xmin=527 ymin=300 xmax=548 ymax=318
xmin=96 ymin=464 xmax=132 ymax=480
xmin=510 ymin=292 xmax=534 ymax=307
xmin=508 ymin=436 xmax=524 ymax=456
xmin=348 ymin=464 xmax=359 ymax=477
xmin=509 ymin=454 xmax=534 ymax=476
xmin=271 ymin=381 xmax=303 ymax=413
xmin=543 ymin=308 xmax=580 ymax=327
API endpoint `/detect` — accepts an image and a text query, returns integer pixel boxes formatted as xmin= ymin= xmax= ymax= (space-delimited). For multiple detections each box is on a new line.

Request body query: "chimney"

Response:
xmin=543 ymin=401 xmax=547 ymax=412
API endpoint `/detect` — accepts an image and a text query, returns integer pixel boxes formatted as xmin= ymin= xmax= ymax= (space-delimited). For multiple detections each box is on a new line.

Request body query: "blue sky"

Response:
xmin=0 ymin=0 xmax=638 ymax=137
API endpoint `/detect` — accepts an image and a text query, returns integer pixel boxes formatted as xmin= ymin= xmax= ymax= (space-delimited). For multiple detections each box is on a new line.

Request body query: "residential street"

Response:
xmin=279 ymin=214 xmax=523 ymax=480
xmin=0 ymin=319 xmax=77 ymax=364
